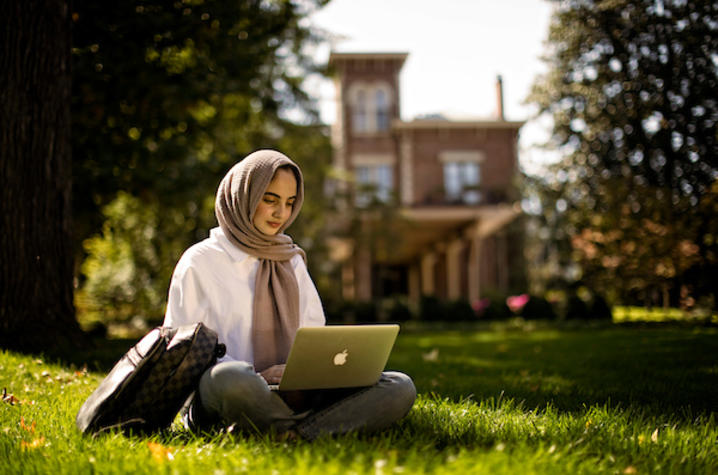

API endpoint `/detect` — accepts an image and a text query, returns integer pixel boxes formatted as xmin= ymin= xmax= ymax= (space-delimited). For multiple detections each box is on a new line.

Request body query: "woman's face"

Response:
xmin=253 ymin=168 xmax=298 ymax=235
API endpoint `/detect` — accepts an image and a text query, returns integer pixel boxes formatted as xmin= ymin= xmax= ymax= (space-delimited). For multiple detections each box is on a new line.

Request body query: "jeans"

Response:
xmin=191 ymin=361 xmax=416 ymax=440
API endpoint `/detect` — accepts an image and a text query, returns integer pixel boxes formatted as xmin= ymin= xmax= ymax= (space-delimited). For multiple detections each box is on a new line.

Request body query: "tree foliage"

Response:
xmin=528 ymin=0 xmax=718 ymax=308
xmin=73 ymin=0 xmax=328 ymax=231
xmin=72 ymin=0 xmax=333 ymax=325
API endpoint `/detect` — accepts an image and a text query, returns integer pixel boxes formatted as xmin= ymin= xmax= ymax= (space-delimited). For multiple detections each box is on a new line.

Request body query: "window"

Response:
xmin=348 ymin=82 xmax=392 ymax=134
xmin=356 ymin=164 xmax=394 ymax=206
xmin=443 ymin=161 xmax=481 ymax=204
xmin=375 ymin=89 xmax=389 ymax=131
xmin=352 ymin=90 xmax=368 ymax=132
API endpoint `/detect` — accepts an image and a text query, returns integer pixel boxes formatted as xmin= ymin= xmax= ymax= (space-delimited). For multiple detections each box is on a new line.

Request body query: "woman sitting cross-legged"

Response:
xmin=163 ymin=149 xmax=416 ymax=440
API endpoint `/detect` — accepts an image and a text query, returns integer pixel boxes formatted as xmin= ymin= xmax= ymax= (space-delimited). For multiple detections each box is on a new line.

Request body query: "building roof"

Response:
xmin=328 ymin=51 xmax=409 ymax=67
xmin=393 ymin=118 xmax=525 ymax=130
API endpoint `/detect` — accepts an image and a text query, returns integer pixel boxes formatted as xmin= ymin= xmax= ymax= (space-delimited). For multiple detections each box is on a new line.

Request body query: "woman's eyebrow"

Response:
xmin=263 ymin=191 xmax=297 ymax=199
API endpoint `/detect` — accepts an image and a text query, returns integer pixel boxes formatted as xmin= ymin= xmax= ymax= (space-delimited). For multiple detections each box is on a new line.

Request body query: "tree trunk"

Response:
xmin=0 ymin=0 xmax=84 ymax=351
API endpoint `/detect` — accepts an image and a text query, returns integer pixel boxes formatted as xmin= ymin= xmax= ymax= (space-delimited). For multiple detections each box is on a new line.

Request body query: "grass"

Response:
xmin=1 ymin=322 xmax=717 ymax=474
xmin=613 ymin=305 xmax=718 ymax=324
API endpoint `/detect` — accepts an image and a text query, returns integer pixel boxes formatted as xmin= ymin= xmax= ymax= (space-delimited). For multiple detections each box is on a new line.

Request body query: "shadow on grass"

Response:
xmin=33 ymin=321 xmax=718 ymax=424
xmin=391 ymin=322 xmax=718 ymax=418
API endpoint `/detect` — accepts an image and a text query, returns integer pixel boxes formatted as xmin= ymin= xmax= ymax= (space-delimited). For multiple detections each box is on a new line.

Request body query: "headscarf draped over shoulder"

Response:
xmin=215 ymin=149 xmax=306 ymax=372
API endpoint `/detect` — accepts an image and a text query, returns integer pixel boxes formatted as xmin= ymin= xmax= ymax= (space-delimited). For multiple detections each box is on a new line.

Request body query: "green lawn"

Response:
xmin=2 ymin=323 xmax=717 ymax=474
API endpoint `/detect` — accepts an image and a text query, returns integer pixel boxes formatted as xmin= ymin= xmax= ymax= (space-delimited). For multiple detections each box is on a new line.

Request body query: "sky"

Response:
xmin=305 ymin=0 xmax=558 ymax=171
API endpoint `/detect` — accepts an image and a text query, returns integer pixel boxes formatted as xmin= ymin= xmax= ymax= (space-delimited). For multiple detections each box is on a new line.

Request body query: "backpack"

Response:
xmin=76 ymin=323 xmax=226 ymax=434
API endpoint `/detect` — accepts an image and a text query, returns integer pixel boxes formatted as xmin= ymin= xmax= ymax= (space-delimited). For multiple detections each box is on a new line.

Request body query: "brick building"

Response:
xmin=327 ymin=52 xmax=525 ymax=306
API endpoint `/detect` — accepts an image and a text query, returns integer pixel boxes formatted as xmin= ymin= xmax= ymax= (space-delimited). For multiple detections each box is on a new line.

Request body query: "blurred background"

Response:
xmin=58 ymin=0 xmax=717 ymax=337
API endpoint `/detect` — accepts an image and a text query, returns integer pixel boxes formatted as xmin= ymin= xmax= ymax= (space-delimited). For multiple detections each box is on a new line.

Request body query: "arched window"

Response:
xmin=348 ymin=82 xmax=393 ymax=134
xmin=352 ymin=89 xmax=368 ymax=132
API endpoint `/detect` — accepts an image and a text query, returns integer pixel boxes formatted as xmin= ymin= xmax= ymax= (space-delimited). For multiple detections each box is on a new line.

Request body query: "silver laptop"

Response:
xmin=271 ymin=324 xmax=400 ymax=391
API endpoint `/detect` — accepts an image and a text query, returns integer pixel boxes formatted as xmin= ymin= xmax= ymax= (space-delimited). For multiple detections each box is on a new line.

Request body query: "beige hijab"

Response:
xmin=215 ymin=150 xmax=306 ymax=372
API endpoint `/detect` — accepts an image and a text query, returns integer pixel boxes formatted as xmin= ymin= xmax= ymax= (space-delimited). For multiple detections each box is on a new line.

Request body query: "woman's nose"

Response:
xmin=272 ymin=203 xmax=288 ymax=218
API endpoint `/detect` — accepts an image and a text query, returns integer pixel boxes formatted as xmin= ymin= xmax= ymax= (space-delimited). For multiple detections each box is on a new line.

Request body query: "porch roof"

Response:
xmin=376 ymin=203 xmax=521 ymax=264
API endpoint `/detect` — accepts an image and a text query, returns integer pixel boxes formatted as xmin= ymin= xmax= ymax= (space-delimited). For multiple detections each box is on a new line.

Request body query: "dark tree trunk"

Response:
xmin=0 ymin=0 xmax=84 ymax=351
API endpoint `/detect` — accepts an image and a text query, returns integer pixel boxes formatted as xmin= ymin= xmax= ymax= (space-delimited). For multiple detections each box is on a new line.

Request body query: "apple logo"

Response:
xmin=333 ymin=349 xmax=349 ymax=366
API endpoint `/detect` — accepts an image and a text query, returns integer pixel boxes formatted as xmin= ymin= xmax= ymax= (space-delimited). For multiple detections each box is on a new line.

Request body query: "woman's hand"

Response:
xmin=259 ymin=364 xmax=285 ymax=384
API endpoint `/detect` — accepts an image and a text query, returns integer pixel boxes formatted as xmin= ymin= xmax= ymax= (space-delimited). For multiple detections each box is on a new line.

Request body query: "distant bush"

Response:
xmin=323 ymin=299 xmax=351 ymax=323
xmin=418 ymin=295 xmax=447 ymax=321
xmin=478 ymin=297 xmax=512 ymax=321
xmin=588 ymin=294 xmax=613 ymax=320
xmin=444 ymin=299 xmax=477 ymax=322
xmin=521 ymin=295 xmax=558 ymax=320
xmin=470 ymin=290 xmax=510 ymax=321
xmin=77 ymin=193 xmax=169 ymax=326
xmin=353 ymin=301 xmax=378 ymax=323
xmin=324 ymin=298 xmax=411 ymax=323
xmin=387 ymin=299 xmax=413 ymax=322
xmin=565 ymin=294 xmax=589 ymax=320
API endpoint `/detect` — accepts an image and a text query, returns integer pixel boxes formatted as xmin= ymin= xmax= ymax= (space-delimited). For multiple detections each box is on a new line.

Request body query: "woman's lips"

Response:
xmin=267 ymin=221 xmax=281 ymax=228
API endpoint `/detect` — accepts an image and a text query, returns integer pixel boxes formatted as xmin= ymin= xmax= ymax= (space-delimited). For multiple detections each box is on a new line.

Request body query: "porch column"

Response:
xmin=497 ymin=230 xmax=509 ymax=292
xmin=399 ymin=131 xmax=414 ymax=205
xmin=446 ymin=238 xmax=464 ymax=300
xmin=468 ymin=236 xmax=483 ymax=303
xmin=420 ymin=251 xmax=437 ymax=296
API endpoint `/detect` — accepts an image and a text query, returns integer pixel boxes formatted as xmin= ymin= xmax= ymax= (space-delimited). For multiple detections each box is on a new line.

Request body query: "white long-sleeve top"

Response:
xmin=163 ymin=227 xmax=326 ymax=365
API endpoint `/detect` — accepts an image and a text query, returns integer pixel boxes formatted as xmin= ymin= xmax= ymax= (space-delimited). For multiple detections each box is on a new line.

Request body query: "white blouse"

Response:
xmin=163 ymin=227 xmax=326 ymax=365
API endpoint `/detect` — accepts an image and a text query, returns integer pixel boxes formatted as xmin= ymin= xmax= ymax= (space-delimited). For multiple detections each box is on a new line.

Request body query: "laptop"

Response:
xmin=269 ymin=324 xmax=400 ymax=391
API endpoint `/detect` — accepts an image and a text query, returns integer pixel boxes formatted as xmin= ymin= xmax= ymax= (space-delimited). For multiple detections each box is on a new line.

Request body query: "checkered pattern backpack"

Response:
xmin=76 ymin=323 xmax=226 ymax=434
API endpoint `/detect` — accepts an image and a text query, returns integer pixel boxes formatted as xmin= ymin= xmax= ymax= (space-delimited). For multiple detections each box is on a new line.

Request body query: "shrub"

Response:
xmin=418 ymin=295 xmax=447 ymax=321
xmin=323 ymin=298 xmax=350 ymax=323
xmin=588 ymin=294 xmax=613 ymax=321
xmin=480 ymin=298 xmax=512 ymax=321
xmin=444 ymin=299 xmax=477 ymax=322
xmin=565 ymin=294 xmax=589 ymax=320
xmin=77 ymin=192 xmax=214 ymax=327
xmin=353 ymin=301 xmax=378 ymax=323
xmin=521 ymin=295 xmax=558 ymax=320
xmin=387 ymin=299 xmax=413 ymax=322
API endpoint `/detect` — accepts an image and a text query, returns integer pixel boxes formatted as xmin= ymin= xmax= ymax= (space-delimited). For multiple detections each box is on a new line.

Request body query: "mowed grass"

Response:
xmin=1 ymin=323 xmax=717 ymax=474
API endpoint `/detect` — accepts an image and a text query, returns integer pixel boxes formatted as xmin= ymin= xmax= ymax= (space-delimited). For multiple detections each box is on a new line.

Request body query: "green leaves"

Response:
xmin=527 ymin=0 xmax=718 ymax=305
xmin=71 ymin=0 xmax=328 ymax=234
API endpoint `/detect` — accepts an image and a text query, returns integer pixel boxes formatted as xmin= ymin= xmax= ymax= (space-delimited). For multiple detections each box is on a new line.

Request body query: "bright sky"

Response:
xmin=306 ymin=0 xmax=558 ymax=172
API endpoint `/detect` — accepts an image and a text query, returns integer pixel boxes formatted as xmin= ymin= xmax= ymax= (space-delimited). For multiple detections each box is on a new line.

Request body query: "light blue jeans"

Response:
xmin=193 ymin=361 xmax=416 ymax=440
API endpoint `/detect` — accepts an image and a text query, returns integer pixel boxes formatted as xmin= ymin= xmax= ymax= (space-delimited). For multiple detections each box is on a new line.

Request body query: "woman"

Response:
xmin=164 ymin=149 xmax=416 ymax=439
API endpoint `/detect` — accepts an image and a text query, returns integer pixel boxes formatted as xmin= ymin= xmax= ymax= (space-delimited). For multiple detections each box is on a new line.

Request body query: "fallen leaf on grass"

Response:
xmin=422 ymin=348 xmax=439 ymax=362
xmin=20 ymin=437 xmax=46 ymax=450
xmin=147 ymin=441 xmax=174 ymax=463
xmin=651 ymin=428 xmax=659 ymax=443
xmin=20 ymin=417 xmax=36 ymax=433
xmin=623 ymin=466 xmax=637 ymax=474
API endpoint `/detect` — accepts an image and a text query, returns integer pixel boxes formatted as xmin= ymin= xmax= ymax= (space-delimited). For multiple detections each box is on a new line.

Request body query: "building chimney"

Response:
xmin=495 ymin=75 xmax=504 ymax=121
